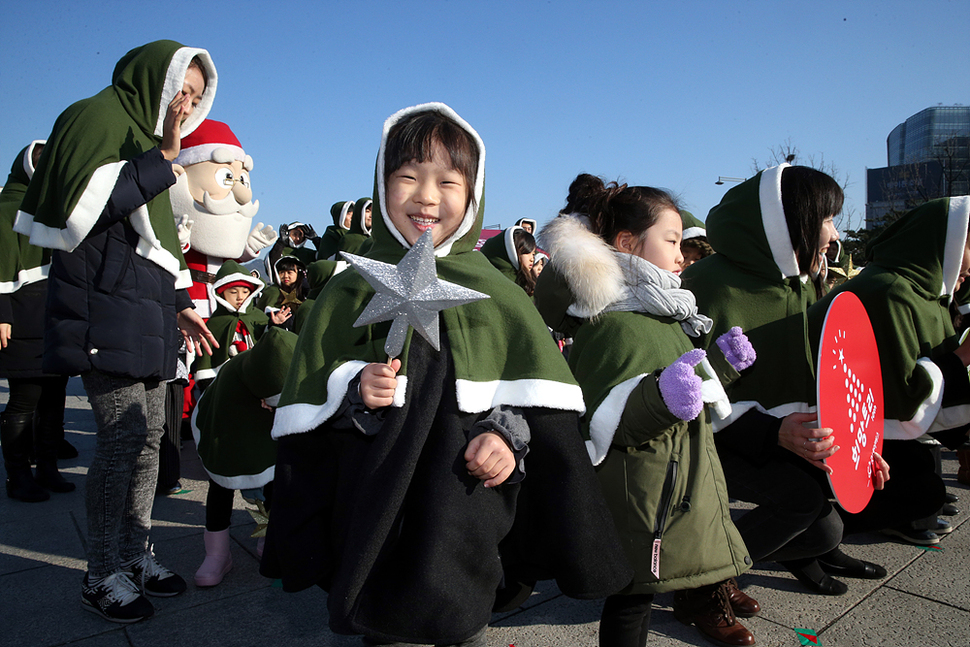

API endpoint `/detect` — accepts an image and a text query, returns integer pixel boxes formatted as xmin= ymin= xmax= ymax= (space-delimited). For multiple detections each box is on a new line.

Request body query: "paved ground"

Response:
xmin=1 ymin=377 xmax=967 ymax=647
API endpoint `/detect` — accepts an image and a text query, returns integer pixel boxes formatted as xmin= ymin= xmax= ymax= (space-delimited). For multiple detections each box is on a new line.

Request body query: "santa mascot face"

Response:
xmin=170 ymin=120 xmax=260 ymax=259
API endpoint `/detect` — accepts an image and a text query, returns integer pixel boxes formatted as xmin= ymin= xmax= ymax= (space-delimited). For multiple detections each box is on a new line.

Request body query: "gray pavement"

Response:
xmin=1 ymin=377 xmax=967 ymax=647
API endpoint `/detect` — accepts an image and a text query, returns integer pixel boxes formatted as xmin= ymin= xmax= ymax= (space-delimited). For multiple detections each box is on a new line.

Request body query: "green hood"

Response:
xmin=706 ymin=165 xmax=799 ymax=282
xmin=680 ymin=209 xmax=706 ymax=241
xmin=865 ymin=197 xmax=970 ymax=301
xmin=1 ymin=141 xmax=49 ymax=292
xmin=479 ymin=226 xmax=524 ymax=282
xmin=272 ymin=103 xmax=581 ymax=439
xmin=330 ymin=200 xmax=353 ymax=229
xmin=349 ymin=197 xmax=373 ymax=236
xmin=682 ymin=165 xmax=817 ymax=427
xmin=13 ymin=40 xmax=217 ymax=287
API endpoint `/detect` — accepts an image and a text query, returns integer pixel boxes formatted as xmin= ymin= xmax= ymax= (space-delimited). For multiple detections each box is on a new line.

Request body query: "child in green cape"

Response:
xmin=261 ymin=103 xmax=632 ymax=646
xmin=682 ymin=165 xmax=890 ymax=597
xmin=808 ymin=197 xmax=968 ymax=544
xmin=480 ymin=225 xmax=537 ymax=296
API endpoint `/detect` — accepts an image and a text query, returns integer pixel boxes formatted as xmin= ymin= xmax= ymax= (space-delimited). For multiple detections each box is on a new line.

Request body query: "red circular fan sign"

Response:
xmin=816 ymin=292 xmax=884 ymax=514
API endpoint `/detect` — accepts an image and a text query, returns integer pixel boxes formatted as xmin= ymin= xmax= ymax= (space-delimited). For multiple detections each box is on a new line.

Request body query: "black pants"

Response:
xmin=599 ymin=593 xmax=654 ymax=647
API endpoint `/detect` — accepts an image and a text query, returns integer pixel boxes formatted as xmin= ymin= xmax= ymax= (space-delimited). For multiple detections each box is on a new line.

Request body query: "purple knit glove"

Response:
xmin=658 ymin=349 xmax=705 ymax=421
xmin=716 ymin=326 xmax=756 ymax=371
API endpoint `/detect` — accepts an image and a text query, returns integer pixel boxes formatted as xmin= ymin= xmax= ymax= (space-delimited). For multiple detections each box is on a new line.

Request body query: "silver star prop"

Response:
xmin=341 ymin=229 xmax=490 ymax=359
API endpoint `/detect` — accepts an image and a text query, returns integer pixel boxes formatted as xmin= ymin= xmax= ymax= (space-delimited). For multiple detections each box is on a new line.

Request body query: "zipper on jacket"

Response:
xmin=651 ymin=460 xmax=678 ymax=579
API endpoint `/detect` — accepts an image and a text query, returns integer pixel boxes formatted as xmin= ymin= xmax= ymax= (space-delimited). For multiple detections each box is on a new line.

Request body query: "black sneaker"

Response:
xmin=123 ymin=547 xmax=187 ymax=597
xmin=81 ymin=572 xmax=154 ymax=623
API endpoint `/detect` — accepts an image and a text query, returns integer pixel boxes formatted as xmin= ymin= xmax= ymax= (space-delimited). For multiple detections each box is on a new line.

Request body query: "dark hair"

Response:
xmin=569 ymin=174 xmax=680 ymax=248
xmin=681 ymin=237 xmax=714 ymax=259
xmin=560 ymin=173 xmax=603 ymax=215
xmin=781 ymin=166 xmax=843 ymax=275
xmin=513 ymin=228 xmax=538 ymax=295
xmin=188 ymin=55 xmax=208 ymax=90
xmin=384 ymin=110 xmax=479 ymax=211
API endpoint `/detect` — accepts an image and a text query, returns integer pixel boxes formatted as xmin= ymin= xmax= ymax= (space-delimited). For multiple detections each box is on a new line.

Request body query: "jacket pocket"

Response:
xmin=93 ymin=232 xmax=131 ymax=295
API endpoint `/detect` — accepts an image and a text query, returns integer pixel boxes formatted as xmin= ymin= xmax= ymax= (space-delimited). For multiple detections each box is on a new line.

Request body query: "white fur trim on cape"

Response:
xmin=376 ymin=103 xmax=485 ymax=257
xmin=682 ymin=226 xmax=706 ymax=240
xmin=338 ymin=202 xmax=353 ymax=230
xmin=711 ymin=400 xmax=815 ymax=433
xmin=14 ymin=161 xmax=126 ymax=249
xmin=942 ymin=196 xmax=970 ymax=298
xmin=270 ymin=361 xmax=409 ymax=438
xmin=156 ymin=47 xmax=216 ymax=139
xmin=759 ymin=164 xmax=800 ymax=279
xmin=24 ymin=140 xmax=45 ymax=181
xmin=586 ymin=373 xmax=648 ymax=465
xmin=504 ymin=225 xmax=523 ymax=270
xmin=882 ymin=358 xmax=944 ymax=439
xmin=540 ymin=214 xmax=625 ymax=318
xmin=190 ymin=405 xmax=275 ymax=489
xmin=455 ymin=378 xmax=585 ymax=416
xmin=0 ymin=264 xmax=49 ymax=294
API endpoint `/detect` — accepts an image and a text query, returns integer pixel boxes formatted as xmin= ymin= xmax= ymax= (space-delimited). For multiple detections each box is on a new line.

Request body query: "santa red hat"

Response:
xmin=175 ymin=119 xmax=248 ymax=168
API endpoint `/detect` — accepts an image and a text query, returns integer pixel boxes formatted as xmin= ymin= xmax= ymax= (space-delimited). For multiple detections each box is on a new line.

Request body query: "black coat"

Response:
xmin=43 ymin=149 xmax=187 ymax=381
xmin=0 ymin=281 xmax=54 ymax=379
xmin=261 ymin=335 xmax=632 ymax=644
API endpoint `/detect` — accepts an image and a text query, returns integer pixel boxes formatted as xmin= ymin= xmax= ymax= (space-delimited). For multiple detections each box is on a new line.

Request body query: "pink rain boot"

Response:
xmin=194 ymin=529 xmax=232 ymax=587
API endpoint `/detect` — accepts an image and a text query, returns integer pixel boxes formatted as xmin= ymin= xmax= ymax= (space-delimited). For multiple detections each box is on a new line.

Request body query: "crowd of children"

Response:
xmin=2 ymin=39 xmax=969 ymax=647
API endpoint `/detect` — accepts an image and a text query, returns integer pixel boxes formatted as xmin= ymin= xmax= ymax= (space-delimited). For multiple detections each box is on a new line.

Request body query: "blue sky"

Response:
xmin=2 ymin=1 xmax=967 ymax=236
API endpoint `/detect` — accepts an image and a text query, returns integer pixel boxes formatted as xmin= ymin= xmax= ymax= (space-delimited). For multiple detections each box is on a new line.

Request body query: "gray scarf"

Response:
xmin=603 ymin=252 xmax=713 ymax=338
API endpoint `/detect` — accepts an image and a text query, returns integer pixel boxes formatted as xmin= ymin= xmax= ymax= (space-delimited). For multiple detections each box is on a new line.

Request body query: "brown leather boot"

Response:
xmin=723 ymin=578 xmax=761 ymax=617
xmin=673 ymin=583 xmax=755 ymax=646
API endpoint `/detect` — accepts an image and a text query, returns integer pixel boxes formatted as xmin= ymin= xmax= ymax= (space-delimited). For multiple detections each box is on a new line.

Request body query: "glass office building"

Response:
xmin=888 ymin=106 xmax=970 ymax=166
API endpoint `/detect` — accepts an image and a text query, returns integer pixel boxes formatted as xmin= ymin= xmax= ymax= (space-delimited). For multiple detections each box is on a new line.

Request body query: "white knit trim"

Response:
xmin=759 ymin=164 xmax=799 ymax=279
xmin=882 ymin=358 xmax=944 ymax=439
xmin=156 ymin=47 xmax=217 ymax=139
xmin=682 ymin=226 xmax=706 ymax=240
xmin=24 ymin=140 xmax=46 ymax=180
xmin=504 ymin=226 xmax=522 ymax=270
xmin=585 ymin=374 xmax=648 ymax=465
xmin=455 ymin=378 xmax=585 ymax=416
xmin=710 ymin=400 xmax=815 ymax=433
xmin=271 ymin=360 xmax=368 ymax=438
xmin=0 ymin=264 xmax=49 ymax=294
xmin=376 ymin=103 xmax=485 ymax=257
xmin=14 ymin=161 xmax=126 ymax=250
xmin=942 ymin=196 xmax=970 ymax=298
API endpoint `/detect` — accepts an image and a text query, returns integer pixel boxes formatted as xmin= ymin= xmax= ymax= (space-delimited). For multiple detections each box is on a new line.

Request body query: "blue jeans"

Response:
xmin=82 ymin=370 xmax=165 ymax=578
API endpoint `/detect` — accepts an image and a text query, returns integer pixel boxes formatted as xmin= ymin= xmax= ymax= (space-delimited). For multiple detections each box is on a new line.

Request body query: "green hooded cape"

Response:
xmin=193 ymin=260 xmax=268 ymax=381
xmin=1 ymin=141 xmax=49 ymax=292
xmin=317 ymin=200 xmax=354 ymax=260
xmin=13 ymin=40 xmax=217 ymax=288
xmin=680 ymin=209 xmax=706 ymax=241
xmin=192 ymin=327 xmax=297 ymax=489
xmin=479 ymin=225 xmax=524 ymax=283
xmin=682 ymin=164 xmax=817 ymax=430
xmin=808 ymin=197 xmax=970 ymax=439
xmin=272 ymin=103 xmax=582 ymax=439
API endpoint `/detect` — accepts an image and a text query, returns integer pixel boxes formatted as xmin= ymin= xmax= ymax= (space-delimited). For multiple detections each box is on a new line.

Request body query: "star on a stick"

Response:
xmin=341 ymin=229 xmax=489 ymax=359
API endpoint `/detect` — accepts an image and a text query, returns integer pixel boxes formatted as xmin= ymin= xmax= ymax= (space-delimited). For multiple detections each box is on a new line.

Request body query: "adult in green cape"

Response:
xmin=1 ymin=141 xmax=74 ymax=502
xmin=11 ymin=40 xmax=219 ymax=623
xmin=808 ymin=197 xmax=967 ymax=544
xmin=191 ymin=326 xmax=297 ymax=588
xmin=682 ymin=164 xmax=886 ymax=596
xmin=192 ymin=260 xmax=268 ymax=383
xmin=535 ymin=179 xmax=754 ymax=647
xmin=261 ymin=103 xmax=632 ymax=644
xmin=315 ymin=200 xmax=354 ymax=260
xmin=479 ymin=225 xmax=537 ymax=295
xmin=15 ymin=41 xmax=216 ymax=288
